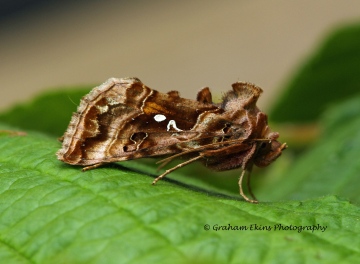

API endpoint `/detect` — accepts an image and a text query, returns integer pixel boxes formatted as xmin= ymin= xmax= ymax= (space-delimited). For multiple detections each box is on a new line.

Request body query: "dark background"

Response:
xmin=1 ymin=0 xmax=360 ymax=110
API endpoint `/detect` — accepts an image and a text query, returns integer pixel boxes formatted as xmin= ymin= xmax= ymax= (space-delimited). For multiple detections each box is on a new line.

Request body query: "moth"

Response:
xmin=57 ymin=77 xmax=287 ymax=203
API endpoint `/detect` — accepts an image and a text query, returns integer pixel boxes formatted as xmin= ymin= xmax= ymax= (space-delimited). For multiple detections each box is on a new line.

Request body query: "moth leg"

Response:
xmin=238 ymin=169 xmax=258 ymax=203
xmin=246 ymin=168 xmax=258 ymax=202
xmin=82 ymin=163 xmax=104 ymax=171
xmin=152 ymin=155 xmax=202 ymax=185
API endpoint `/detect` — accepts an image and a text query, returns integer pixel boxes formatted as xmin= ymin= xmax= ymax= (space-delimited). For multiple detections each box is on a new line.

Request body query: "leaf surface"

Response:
xmin=0 ymin=129 xmax=359 ymax=263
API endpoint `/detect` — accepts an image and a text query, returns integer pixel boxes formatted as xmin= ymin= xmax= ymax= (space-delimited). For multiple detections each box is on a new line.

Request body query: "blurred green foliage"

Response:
xmin=270 ymin=23 xmax=360 ymax=123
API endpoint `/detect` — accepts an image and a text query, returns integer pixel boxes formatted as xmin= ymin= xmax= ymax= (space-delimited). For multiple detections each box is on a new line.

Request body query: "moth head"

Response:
xmin=254 ymin=134 xmax=287 ymax=167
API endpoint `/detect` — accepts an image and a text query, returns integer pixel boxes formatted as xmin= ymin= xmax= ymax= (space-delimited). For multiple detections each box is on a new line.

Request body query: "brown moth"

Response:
xmin=57 ymin=77 xmax=287 ymax=203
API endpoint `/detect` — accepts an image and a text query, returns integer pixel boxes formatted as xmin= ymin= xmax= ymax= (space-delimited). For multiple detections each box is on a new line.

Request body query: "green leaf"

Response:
xmin=259 ymin=95 xmax=360 ymax=204
xmin=0 ymin=88 xmax=90 ymax=137
xmin=270 ymin=23 xmax=360 ymax=123
xmin=0 ymin=127 xmax=360 ymax=263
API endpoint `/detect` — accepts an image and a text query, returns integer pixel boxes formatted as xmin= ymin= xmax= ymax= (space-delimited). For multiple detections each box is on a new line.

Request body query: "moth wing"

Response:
xmin=57 ymin=77 xmax=223 ymax=165
xmin=196 ymin=87 xmax=212 ymax=104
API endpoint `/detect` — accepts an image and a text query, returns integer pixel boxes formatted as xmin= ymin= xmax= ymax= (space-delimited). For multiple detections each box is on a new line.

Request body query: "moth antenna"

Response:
xmin=156 ymin=158 xmax=172 ymax=172
xmin=156 ymin=153 xmax=185 ymax=166
xmin=0 ymin=130 xmax=27 ymax=137
xmin=152 ymin=155 xmax=203 ymax=185
xmin=156 ymin=137 xmax=247 ymax=165
xmin=252 ymin=138 xmax=271 ymax=142
xmin=238 ymin=169 xmax=258 ymax=203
